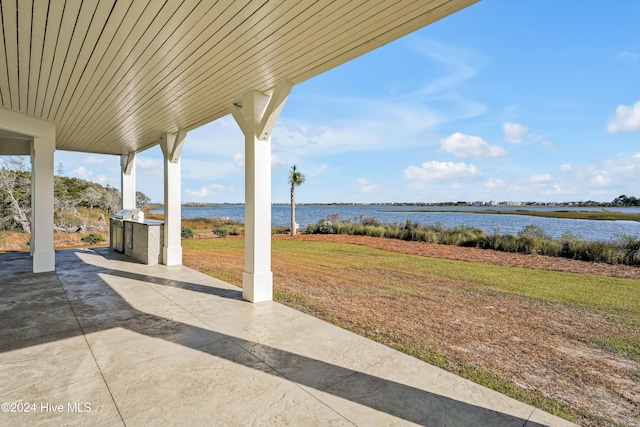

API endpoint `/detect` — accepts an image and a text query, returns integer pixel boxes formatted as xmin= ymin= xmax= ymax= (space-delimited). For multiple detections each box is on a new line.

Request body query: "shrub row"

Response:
xmin=304 ymin=217 xmax=640 ymax=266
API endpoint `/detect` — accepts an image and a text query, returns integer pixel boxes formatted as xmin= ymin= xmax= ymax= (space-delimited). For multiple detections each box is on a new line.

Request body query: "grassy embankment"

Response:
xmin=305 ymin=217 xmax=640 ymax=266
xmin=183 ymin=237 xmax=640 ymax=426
xmin=390 ymin=208 xmax=640 ymax=222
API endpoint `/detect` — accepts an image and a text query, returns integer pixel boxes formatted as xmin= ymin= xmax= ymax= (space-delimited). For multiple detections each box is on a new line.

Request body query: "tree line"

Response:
xmin=0 ymin=157 xmax=149 ymax=232
xmin=612 ymin=194 xmax=640 ymax=207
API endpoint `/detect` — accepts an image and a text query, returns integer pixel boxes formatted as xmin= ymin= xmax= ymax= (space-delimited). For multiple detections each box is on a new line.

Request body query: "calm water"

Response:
xmin=150 ymin=205 xmax=640 ymax=242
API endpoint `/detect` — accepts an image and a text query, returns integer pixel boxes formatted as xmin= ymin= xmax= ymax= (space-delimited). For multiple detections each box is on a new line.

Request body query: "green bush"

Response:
xmin=518 ymin=224 xmax=551 ymax=240
xmin=212 ymin=227 xmax=228 ymax=237
xmin=81 ymin=233 xmax=105 ymax=244
xmin=533 ymin=238 xmax=562 ymax=257
xmin=305 ymin=219 xmax=337 ymax=234
xmin=181 ymin=226 xmax=194 ymax=238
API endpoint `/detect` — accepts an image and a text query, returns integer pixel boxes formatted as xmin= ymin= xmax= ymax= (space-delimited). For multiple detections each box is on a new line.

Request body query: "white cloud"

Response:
xmin=404 ymin=161 xmax=481 ymax=182
xmin=353 ymin=178 xmax=382 ymax=193
xmin=67 ymin=166 xmax=110 ymax=187
xmin=541 ymin=140 xmax=558 ymax=151
xmin=408 ymin=38 xmax=484 ymax=100
xmin=231 ymin=152 xmax=286 ymax=170
xmin=591 ymin=173 xmax=610 ymax=186
xmin=271 ymin=154 xmax=286 ymax=170
xmin=529 ymin=174 xmax=553 ymax=183
xmin=136 ymin=157 xmax=162 ymax=173
xmin=607 ymin=101 xmax=640 ymax=133
xmin=306 ymin=164 xmax=330 ymax=177
xmin=70 ymin=166 xmax=93 ymax=180
xmin=232 ymin=153 xmax=244 ymax=168
xmin=184 ymin=116 xmax=244 ymax=157
xmin=439 ymin=132 xmax=506 ymax=159
xmin=268 ymin=38 xmax=487 ymax=161
xmin=616 ymin=51 xmax=638 ymax=60
xmin=185 ymin=183 xmax=225 ymax=198
xmin=502 ymin=122 xmax=528 ymax=144
xmin=83 ymin=156 xmax=104 ymax=164
xmin=553 ymin=154 xmax=640 ymax=197
xmin=485 ymin=178 xmax=506 ymax=188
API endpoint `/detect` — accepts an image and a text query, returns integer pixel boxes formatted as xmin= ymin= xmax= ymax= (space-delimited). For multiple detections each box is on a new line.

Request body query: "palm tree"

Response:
xmin=289 ymin=164 xmax=305 ymax=236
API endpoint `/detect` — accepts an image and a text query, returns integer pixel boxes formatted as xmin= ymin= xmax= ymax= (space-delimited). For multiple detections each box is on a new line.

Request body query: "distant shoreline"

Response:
xmin=149 ymin=203 xmax=640 ymax=209
xmin=387 ymin=209 xmax=640 ymax=222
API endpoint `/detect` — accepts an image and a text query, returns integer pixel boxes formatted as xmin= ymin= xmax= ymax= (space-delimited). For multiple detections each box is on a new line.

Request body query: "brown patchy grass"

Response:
xmin=0 ymin=230 xmax=110 ymax=252
xmin=183 ymin=235 xmax=640 ymax=427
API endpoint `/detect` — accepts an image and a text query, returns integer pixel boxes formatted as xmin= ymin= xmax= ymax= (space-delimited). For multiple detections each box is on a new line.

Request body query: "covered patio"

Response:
xmin=1 ymin=248 xmax=574 ymax=426
xmin=0 ymin=0 xmax=485 ymax=303
xmin=0 ymin=1 xmax=577 ymax=425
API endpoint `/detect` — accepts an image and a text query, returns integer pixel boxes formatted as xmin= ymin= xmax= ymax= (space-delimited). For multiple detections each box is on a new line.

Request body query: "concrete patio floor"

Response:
xmin=0 ymin=248 xmax=576 ymax=426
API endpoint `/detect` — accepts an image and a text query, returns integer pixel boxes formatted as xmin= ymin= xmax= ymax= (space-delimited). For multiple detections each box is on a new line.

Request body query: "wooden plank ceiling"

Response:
xmin=0 ymin=0 xmax=477 ymax=155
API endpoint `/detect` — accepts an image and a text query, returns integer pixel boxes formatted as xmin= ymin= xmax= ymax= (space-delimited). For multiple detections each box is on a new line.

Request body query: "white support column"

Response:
xmin=230 ymin=79 xmax=293 ymax=303
xmin=0 ymin=107 xmax=57 ymax=273
xmin=31 ymin=136 xmax=55 ymax=273
xmin=121 ymin=152 xmax=136 ymax=210
xmin=160 ymin=130 xmax=186 ymax=266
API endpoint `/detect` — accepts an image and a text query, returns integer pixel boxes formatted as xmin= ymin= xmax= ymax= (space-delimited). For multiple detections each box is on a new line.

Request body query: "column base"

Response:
xmin=32 ymin=250 xmax=55 ymax=273
xmin=242 ymin=271 xmax=273 ymax=303
xmin=162 ymin=246 xmax=182 ymax=266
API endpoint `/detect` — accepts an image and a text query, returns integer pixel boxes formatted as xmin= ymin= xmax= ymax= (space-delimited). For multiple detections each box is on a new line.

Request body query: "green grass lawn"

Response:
xmin=185 ymin=238 xmax=640 ymax=332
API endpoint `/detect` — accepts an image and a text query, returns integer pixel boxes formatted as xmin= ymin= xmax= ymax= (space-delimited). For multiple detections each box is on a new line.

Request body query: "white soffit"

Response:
xmin=0 ymin=0 xmax=478 ymax=156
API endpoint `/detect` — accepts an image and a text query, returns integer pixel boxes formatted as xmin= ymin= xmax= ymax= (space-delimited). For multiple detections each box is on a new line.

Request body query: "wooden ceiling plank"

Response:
xmin=289 ymin=0 xmax=450 ymax=81
xmin=46 ymin=0 xmax=102 ymax=121
xmin=27 ymin=0 xmax=48 ymax=116
xmin=56 ymin=0 xmax=144 ymax=146
xmin=53 ymin=0 xmax=116 ymax=123
xmin=74 ymin=0 xmax=254 ymax=145
xmin=2 ymin=0 xmax=19 ymax=110
xmin=130 ymin=0 xmax=452 ymax=140
xmin=50 ymin=0 xmax=148 ymax=126
xmin=39 ymin=0 xmax=82 ymax=119
xmin=292 ymin=1 xmax=469 ymax=84
xmin=172 ymin=1 xmax=320 ymax=105
xmin=62 ymin=1 xmax=204 ymax=147
xmin=51 ymin=0 xmax=475 ymax=154
xmin=73 ymin=0 xmax=464 ymax=154
xmin=108 ymin=1 xmax=379 ymax=137
xmin=17 ymin=0 xmax=33 ymax=113
xmin=214 ymin=0 xmax=441 ymax=93
xmin=82 ymin=1 xmax=332 ymax=146
xmin=56 ymin=0 xmax=180 ymax=125
xmin=0 ymin=4 xmax=11 ymax=108
xmin=34 ymin=0 xmax=64 ymax=117
xmin=65 ymin=0 xmax=250 ymax=147
xmin=60 ymin=0 xmax=223 ymax=147
xmin=66 ymin=0 xmax=165 ymax=122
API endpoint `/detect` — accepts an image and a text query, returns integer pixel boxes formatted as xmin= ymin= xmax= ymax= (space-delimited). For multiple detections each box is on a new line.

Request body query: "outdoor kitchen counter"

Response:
xmin=123 ymin=220 xmax=164 ymax=265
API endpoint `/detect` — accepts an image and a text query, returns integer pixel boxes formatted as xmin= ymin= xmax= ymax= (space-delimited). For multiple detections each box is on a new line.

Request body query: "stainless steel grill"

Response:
xmin=110 ymin=209 xmax=143 ymax=252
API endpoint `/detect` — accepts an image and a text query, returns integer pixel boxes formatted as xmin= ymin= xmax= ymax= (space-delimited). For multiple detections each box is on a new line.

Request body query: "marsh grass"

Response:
xmin=305 ymin=216 xmax=640 ymax=266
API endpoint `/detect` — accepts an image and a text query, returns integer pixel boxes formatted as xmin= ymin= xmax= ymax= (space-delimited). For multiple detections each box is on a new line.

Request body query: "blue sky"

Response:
xmin=55 ymin=1 xmax=640 ymax=204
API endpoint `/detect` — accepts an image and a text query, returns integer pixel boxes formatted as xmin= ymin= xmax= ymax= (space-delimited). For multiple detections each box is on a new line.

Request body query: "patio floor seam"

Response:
xmin=55 ymin=270 xmax=127 ymax=426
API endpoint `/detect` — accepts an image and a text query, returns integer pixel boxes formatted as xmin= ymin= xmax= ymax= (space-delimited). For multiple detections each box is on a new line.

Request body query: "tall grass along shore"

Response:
xmin=304 ymin=215 xmax=640 ymax=266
